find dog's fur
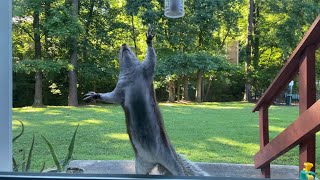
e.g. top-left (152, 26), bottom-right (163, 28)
top-left (84, 26), bottom-right (208, 176)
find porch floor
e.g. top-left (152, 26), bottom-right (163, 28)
top-left (68, 160), bottom-right (299, 179)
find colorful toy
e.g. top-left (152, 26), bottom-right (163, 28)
top-left (300, 162), bottom-right (316, 180)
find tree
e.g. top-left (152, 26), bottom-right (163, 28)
top-left (244, 0), bottom-right (254, 102)
top-left (67, 0), bottom-right (79, 106)
top-left (12, 0), bottom-right (320, 106)
top-left (156, 51), bottom-right (229, 102)
top-left (189, 52), bottom-right (226, 102)
top-left (248, 0), bottom-right (320, 96)
top-left (12, 0), bottom-right (44, 107)
top-left (32, 0), bottom-right (43, 107)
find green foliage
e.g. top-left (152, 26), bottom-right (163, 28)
top-left (12, 120), bottom-right (80, 172)
top-left (12, 0), bottom-right (320, 105)
top-left (12, 121), bottom-right (37, 172)
top-left (157, 51), bottom-right (230, 80)
top-left (248, 0), bottom-right (320, 94)
top-left (12, 120), bottom-right (24, 172)
top-left (12, 120), bottom-right (24, 143)
top-left (13, 59), bottom-right (69, 74)
top-left (45, 5), bottom-right (83, 39)
top-left (62, 124), bottom-right (79, 168)
top-left (208, 65), bottom-right (245, 101)
top-left (41, 135), bottom-right (62, 172)
top-left (25, 133), bottom-right (35, 172)
top-left (42, 124), bottom-right (80, 172)
top-left (188, 51), bottom-right (228, 73)
top-left (158, 52), bottom-right (214, 74)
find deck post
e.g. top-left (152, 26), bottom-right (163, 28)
top-left (299, 45), bottom-right (316, 172)
top-left (259, 105), bottom-right (270, 178)
top-left (0, 0), bottom-right (13, 172)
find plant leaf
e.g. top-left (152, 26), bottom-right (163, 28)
top-left (41, 135), bottom-right (62, 172)
top-left (21, 151), bottom-right (26, 172)
top-left (12, 157), bottom-right (18, 172)
top-left (12, 120), bottom-right (24, 143)
top-left (25, 133), bottom-right (35, 172)
top-left (62, 124), bottom-right (79, 169)
top-left (16, 160), bottom-right (26, 171)
top-left (40, 162), bottom-right (46, 173)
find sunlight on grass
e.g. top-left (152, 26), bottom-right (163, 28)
top-left (87, 107), bottom-right (113, 113)
top-left (178, 148), bottom-right (220, 159)
top-left (269, 117), bottom-right (281, 120)
top-left (161, 103), bottom-right (176, 106)
top-left (12, 120), bottom-right (30, 126)
top-left (82, 119), bottom-right (104, 124)
top-left (46, 120), bottom-right (67, 125)
top-left (192, 105), bottom-right (243, 109)
top-left (160, 102), bottom-right (249, 110)
top-left (68, 119), bottom-right (106, 126)
top-left (15, 107), bottom-right (46, 113)
top-left (104, 133), bottom-right (129, 141)
top-left (209, 137), bottom-right (259, 155)
top-left (269, 125), bottom-right (285, 133)
top-left (12, 120), bottom-right (30, 129)
top-left (44, 110), bottom-right (63, 115)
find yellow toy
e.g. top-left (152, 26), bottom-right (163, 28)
top-left (300, 162), bottom-right (316, 180)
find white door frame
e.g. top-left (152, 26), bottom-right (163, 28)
top-left (0, 0), bottom-right (13, 172)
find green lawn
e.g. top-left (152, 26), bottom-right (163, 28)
top-left (13, 102), bottom-right (310, 171)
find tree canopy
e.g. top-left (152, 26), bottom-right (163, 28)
top-left (12, 0), bottom-right (320, 106)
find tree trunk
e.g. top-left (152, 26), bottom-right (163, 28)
top-left (168, 80), bottom-right (175, 102)
top-left (131, 14), bottom-right (138, 51)
top-left (196, 71), bottom-right (203, 102)
top-left (182, 75), bottom-right (189, 101)
top-left (204, 75), bottom-right (213, 101)
top-left (202, 77), bottom-right (205, 102)
top-left (68, 0), bottom-right (79, 106)
top-left (176, 81), bottom-right (181, 101)
top-left (244, 0), bottom-right (254, 102)
top-left (253, 1), bottom-right (259, 71)
top-left (44, 0), bottom-right (51, 58)
top-left (252, 1), bottom-right (260, 101)
top-left (33, 72), bottom-right (43, 107)
top-left (32, 7), bottom-right (43, 107)
top-left (83, 0), bottom-right (95, 61)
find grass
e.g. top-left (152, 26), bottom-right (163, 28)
top-left (12, 101), bottom-right (311, 171)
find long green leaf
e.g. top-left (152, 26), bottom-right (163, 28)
top-left (25, 133), bottom-right (35, 172)
top-left (62, 124), bottom-right (79, 169)
top-left (41, 135), bottom-right (62, 172)
top-left (40, 162), bottom-right (46, 173)
top-left (16, 160), bottom-right (26, 171)
top-left (21, 151), bottom-right (26, 172)
top-left (12, 157), bottom-right (18, 172)
top-left (12, 120), bottom-right (24, 143)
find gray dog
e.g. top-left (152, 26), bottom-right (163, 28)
top-left (84, 26), bottom-right (208, 176)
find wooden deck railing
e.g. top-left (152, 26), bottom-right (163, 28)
top-left (252, 15), bottom-right (320, 178)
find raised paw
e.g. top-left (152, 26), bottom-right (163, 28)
top-left (146, 24), bottom-right (155, 44)
top-left (83, 91), bottom-right (100, 102)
